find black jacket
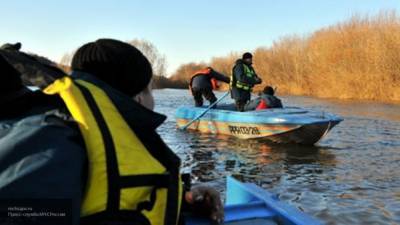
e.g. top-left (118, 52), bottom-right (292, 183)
top-left (0, 89), bottom-right (86, 225)
top-left (232, 59), bottom-right (261, 87)
top-left (230, 59), bottom-right (262, 102)
top-left (190, 70), bottom-right (230, 90)
top-left (245, 93), bottom-right (283, 110)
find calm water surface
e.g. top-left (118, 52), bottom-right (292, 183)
top-left (153, 89), bottom-right (400, 225)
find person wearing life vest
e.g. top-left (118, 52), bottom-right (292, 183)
top-left (245, 86), bottom-right (283, 111)
top-left (230, 52), bottom-right (262, 112)
top-left (189, 67), bottom-right (230, 107)
top-left (0, 40), bottom-right (224, 225)
top-left (0, 44), bottom-right (85, 225)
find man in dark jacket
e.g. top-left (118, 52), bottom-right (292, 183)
top-left (0, 40), bottom-right (223, 225)
top-left (189, 67), bottom-right (230, 107)
top-left (230, 52), bottom-right (262, 111)
top-left (245, 86), bottom-right (283, 111)
top-left (0, 48), bottom-right (85, 225)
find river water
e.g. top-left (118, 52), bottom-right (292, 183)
top-left (153, 89), bottom-right (400, 225)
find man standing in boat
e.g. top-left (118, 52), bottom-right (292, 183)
top-left (230, 52), bottom-right (262, 111)
top-left (189, 67), bottom-right (230, 107)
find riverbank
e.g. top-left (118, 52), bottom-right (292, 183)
top-left (153, 86), bottom-right (400, 105)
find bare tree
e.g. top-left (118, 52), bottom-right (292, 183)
top-left (58, 51), bottom-right (76, 72)
top-left (129, 39), bottom-right (167, 77)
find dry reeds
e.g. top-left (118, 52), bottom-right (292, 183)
top-left (168, 11), bottom-right (400, 102)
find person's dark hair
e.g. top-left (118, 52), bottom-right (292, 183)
top-left (263, 86), bottom-right (274, 95)
top-left (242, 52), bottom-right (253, 59)
top-left (71, 39), bottom-right (152, 97)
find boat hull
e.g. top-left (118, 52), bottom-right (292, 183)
top-left (176, 106), bottom-right (342, 145)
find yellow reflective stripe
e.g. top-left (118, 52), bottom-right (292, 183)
top-left (243, 64), bottom-right (255, 77)
top-left (230, 65), bottom-right (255, 91)
top-left (43, 77), bottom-right (108, 216)
top-left (75, 80), bottom-right (166, 176)
top-left (236, 81), bottom-right (252, 90)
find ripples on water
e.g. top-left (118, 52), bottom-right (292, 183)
top-left (153, 89), bottom-right (400, 225)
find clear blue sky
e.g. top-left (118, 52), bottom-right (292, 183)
top-left (0, 0), bottom-right (399, 75)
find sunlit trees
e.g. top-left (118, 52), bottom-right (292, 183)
top-left (168, 11), bottom-right (400, 102)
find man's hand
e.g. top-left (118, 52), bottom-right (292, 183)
top-left (185, 185), bottom-right (224, 224)
top-left (255, 76), bottom-right (262, 84)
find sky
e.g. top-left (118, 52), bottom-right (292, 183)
top-left (0, 0), bottom-right (399, 75)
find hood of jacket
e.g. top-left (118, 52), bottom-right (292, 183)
top-left (235, 59), bottom-right (244, 65)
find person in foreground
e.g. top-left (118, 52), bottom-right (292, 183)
top-left (245, 86), bottom-right (283, 111)
top-left (0, 39), bottom-right (223, 225)
top-left (230, 52), bottom-right (262, 112)
top-left (189, 67), bottom-right (230, 107)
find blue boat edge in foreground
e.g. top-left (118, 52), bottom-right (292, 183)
top-left (185, 176), bottom-right (322, 225)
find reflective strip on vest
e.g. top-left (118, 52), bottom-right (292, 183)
top-left (230, 64), bottom-right (255, 91)
top-left (43, 76), bottom-right (182, 225)
top-left (235, 81), bottom-right (252, 91)
top-left (243, 64), bottom-right (255, 78)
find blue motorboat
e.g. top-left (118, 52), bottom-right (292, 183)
top-left (176, 105), bottom-right (343, 145)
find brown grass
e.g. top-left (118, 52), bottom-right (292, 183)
top-left (168, 62), bottom-right (207, 88)
top-left (167, 11), bottom-right (400, 102)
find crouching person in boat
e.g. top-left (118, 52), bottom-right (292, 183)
top-left (189, 67), bottom-right (230, 107)
top-left (230, 52), bottom-right (262, 112)
top-left (245, 86), bottom-right (283, 111)
top-left (0, 40), bottom-right (224, 225)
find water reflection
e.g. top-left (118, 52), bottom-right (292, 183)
top-left (175, 132), bottom-right (338, 192)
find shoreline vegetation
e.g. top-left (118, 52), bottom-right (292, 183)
top-left (60, 12), bottom-right (400, 103)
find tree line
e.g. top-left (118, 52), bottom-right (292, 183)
top-left (168, 11), bottom-right (400, 102)
top-left (58, 11), bottom-right (400, 102)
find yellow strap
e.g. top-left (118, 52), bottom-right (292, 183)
top-left (44, 77), bottom-right (108, 216)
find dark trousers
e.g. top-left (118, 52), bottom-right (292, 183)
top-left (235, 100), bottom-right (247, 112)
top-left (230, 87), bottom-right (251, 111)
top-left (192, 88), bottom-right (217, 107)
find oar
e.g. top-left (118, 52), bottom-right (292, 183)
top-left (180, 91), bottom-right (230, 130)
